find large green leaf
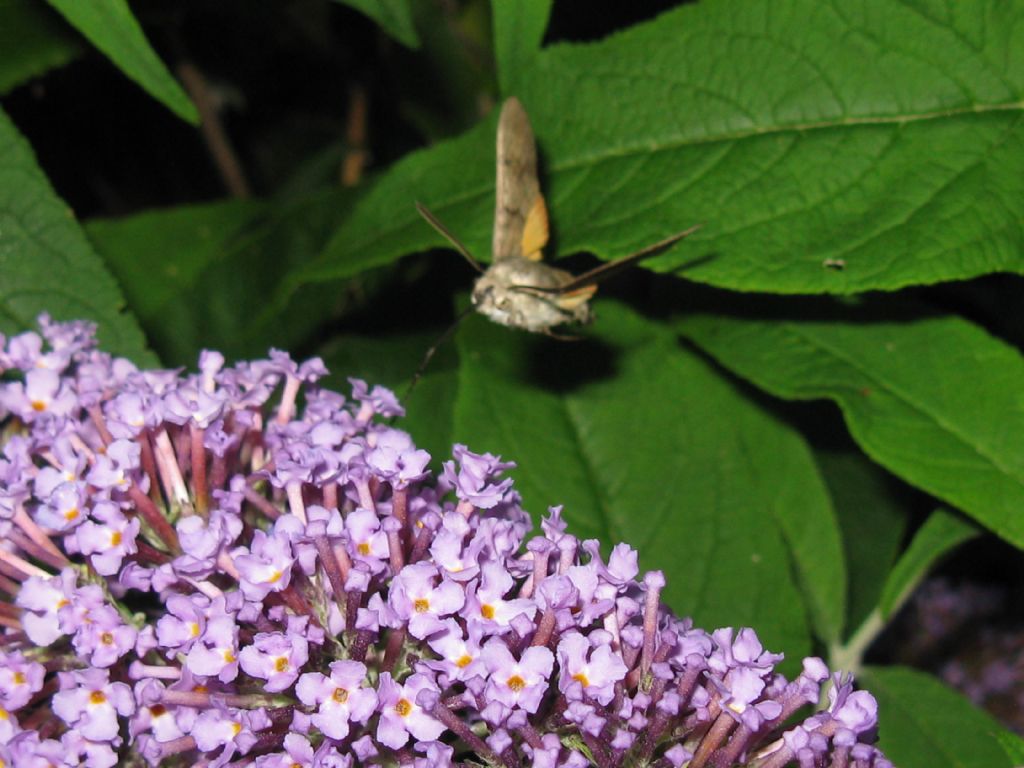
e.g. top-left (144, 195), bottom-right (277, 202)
top-left (862, 666), bottom-right (1014, 768)
top-left (677, 299), bottom-right (1024, 549)
top-left (331, 0), bottom-right (420, 49)
top-left (44, 0), bottom-right (197, 123)
top-left (0, 107), bottom-right (152, 364)
top-left (283, 0), bottom-right (1024, 300)
top-left (87, 188), bottom-right (361, 366)
top-left (451, 301), bottom-right (846, 658)
top-left (0, 0), bottom-right (80, 94)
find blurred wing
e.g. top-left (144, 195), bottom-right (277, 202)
top-left (494, 97), bottom-right (547, 262)
top-left (555, 284), bottom-right (597, 310)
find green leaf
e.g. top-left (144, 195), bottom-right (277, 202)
top-left (677, 299), bottom-right (1024, 549)
top-left (86, 198), bottom-right (266, 365)
top-left (331, 0), bottom-right (419, 49)
top-left (493, 0), bottom-right (551, 95)
top-left (284, 116), bottom-right (495, 295)
top-left (451, 300), bottom-right (847, 658)
top-left (44, 0), bottom-right (197, 123)
top-left (86, 188), bottom-right (360, 366)
top-left (0, 0), bottom-right (81, 93)
top-left (0, 107), bottom-right (152, 364)
top-left (816, 448), bottom-right (909, 633)
top-left (995, 728), bottom-right (1024, 765)
top-left (878, 508), bottom-right (979, 620)
top-left (861, 666), bottom-right (1014, 768)
top-left (282, 0), bottom-right (1024, 299)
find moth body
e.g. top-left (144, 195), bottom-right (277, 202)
top-left (472, 258), bottom-right (592, 332)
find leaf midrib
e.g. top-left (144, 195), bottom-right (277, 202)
top-left (353, 98), bottom-right (1024, 252)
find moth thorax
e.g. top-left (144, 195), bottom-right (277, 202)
top-left (472, 258), bottom-right (592, 333)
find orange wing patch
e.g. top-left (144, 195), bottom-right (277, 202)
top-left (520, 194), bottom-right (549, 261)
top-left (555, 284), bottom-right (597, 310)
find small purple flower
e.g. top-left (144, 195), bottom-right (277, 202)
top-left (73, 500), bottom-right (140, 575)
top-left (85, 439), bottom-right (141, 492)
top-left (15, 569), bottom-right (78, 646)
top-left (0, 651), bottom-right (45, 711)
top-left (466, 561), bottom-right (536, 632)
top-left (557, 631), bottom-right (628, 706)
top-left (34, 480), bottom-right (88, 531)
top-left (296, 660), bottom-right (378, 740)
top-left (366, 428), bottom-right (430, 487)
top-left (71, 602), bottom-right (137, 668)
top-left (233, 527), bottom-right (295, 601)
top-left (190, 707), bottom-right (270, 762)
top-left (425, 619), bottom-right (487, 683)
top-left (482, 640), bottom-right (554, 714)
top-left (389, 562), bottom-right (466, 639)
top-left (52, 668), bottom-right (135, 742)
top-left (186, 611), bottom-right (240, 682)
top-left (238, 631), bottom-right (309, 692)
top-left (254, 733), bottom-right (316, 768)
top-left (375, 672), bottom-right (445, 748)
top-left (345, 507), bottom-right (390, 568)
top-left (442, 444), bottom-right (515, 509)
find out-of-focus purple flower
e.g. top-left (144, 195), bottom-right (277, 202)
top-left (73, 500), bottom-right (140, 575)
top-left (0, 651), bottom-right (45, 711)
top-left (233, 527), bottom-right (295, 601)
top-left (238, 631), bottom-right (309, 692)
top-left (52, 668), bottom-right (134, 742)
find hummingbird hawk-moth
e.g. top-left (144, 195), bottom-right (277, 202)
top-left (417, 97), bottom-right (700, 335)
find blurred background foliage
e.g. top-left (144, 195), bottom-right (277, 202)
top-left (3, 1), bottom-right (1024, 765)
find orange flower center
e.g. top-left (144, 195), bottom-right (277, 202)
top-left (480, 604), bottom-right (495, 620)
top-left (395, 698), bottom-right (412, 717)
top-left (332, 687), bottom-right (349, 704)
top-left (274, 657), bottom-right (289, 672)
top-left (573, 672), bottom-right (590, 688)
top-left (357, 542), bottom-right (371, 556)
top-left (31, 400), bottom-right (46, 412)
top-left (507, 675), bottom-right (526, 692)
top-left (413, 598), bottom-right (430, 613)
top-left (456, 654), bottom-right (473, 668)
top-left (111, 531), bottom-right (122, 546)
top-left (89, 691), bottom-right (107, 705)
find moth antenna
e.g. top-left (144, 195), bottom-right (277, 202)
top-left (526, 223), bottom-right (705, 295)
top-left (402, 304), bottom-right (476, 403)
top-left (415, 202), bottom-right (486, 274)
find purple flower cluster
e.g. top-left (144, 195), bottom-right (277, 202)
top-left (0, 316), bottom-right (892, 767)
